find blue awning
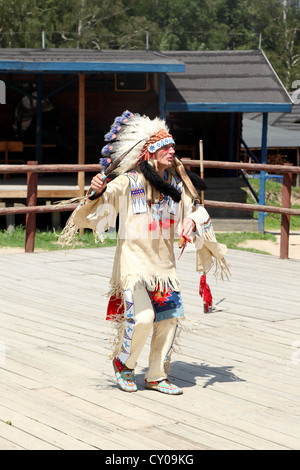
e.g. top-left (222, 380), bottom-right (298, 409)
top-left (166, 102), bottom-right (293, 113)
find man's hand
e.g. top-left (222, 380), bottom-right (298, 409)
top-left (91, 173), bottom-right (105, 190)
top-left (181, 218), bottom-right (196, 239)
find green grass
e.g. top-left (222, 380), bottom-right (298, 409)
top-left (0, 179), bottom-right (298, 254)
top-left (246, 178), bottom-right (300, 231)
top-left (215, 231), bottom-right (277, 255)
top-left (0, 225), bottom-right (277, 256)
top-left (0, 225), bottom-right (117, 251)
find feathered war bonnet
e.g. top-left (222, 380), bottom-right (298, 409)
top-left (100, 110), bottom-right (206, 202)
top-left (100, 110), bottom-right (174, 173)
top-left (57, 110), bottom-right (207, 248)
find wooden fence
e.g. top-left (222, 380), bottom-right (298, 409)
top-left (0, 160), bottom-right (300, 258)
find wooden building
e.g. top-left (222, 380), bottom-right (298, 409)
top-left (0, 48), bottom-right (294, 230)
top-left (0, 49), bottom-right (184, 170)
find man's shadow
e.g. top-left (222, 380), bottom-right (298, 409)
top-left (139, 360), bottom-right (245, 389)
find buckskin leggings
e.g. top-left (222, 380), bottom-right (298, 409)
top-left (116, 282), bottom-right (179, 382)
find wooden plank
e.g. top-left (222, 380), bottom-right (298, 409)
top-left (0, 401), bottom-right (97, 450)
top-left (182, 158), bottom-right (300, 174)
top-left (0, 163), bottom-right (100, 174)
top-left (0, 189), bottom-right (80, 199)
top-left (0, 247), bottom-right (300, 450)
top-left (0, 436), bottom-right (24, 450)
top-left (0, 419), bottom-right (59, 450)
top-left (0, 141), bottom-right (23, 152)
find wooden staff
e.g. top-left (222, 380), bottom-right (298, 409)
top-left (199, 140), bottom-right (209, 312)
top-left (178, 139), bottom-right (205, 250)
top-left (199, 139), bottom-right (204, 205)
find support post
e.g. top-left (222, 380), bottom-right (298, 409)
top-left (25, 161), bottom-right (38, 253)
top-left (35, 74), bottom-right (43, 164)
top-left (280, 164), bottom-right (293, 259)
top-left (258, 112), bottom-right (268, 233)
top-left (228, 113), bottom-right (235, 177)
top-left (78, 73), bottom-right (85, 197)
top-left (158, 73), bottom-right (166, 120)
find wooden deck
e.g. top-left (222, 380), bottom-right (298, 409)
top-left (1, 244), bottom-right (300, 451)
top-left (0, 174), bottom-right (91, 200)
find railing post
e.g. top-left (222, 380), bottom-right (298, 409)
top-left (280, 163), bottom-right (293, 259)
top-left (25, 161), bottom-right (38, 253)
top-left (258, 112), bottom-right (268, 233)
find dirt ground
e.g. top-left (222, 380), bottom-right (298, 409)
top-left (0, 247), bottom-right (44, 254)
top-left (238, 232), bottom-right (300, 260)
top-left (1, 232), bottom-right (300, 259)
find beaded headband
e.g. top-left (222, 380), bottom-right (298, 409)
top-left (139, 129), bottom-right (175, 162)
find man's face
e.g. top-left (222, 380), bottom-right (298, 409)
top-left (155, 144), bottom-right (175, 169)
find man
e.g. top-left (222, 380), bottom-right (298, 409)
top-left (60, 111), bottom-right (229, 395)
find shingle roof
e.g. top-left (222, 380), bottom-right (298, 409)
top-left (245, 93), bottom-right (300, 132)
top-left (0, 48), bottom-right (293, 112)
top-left (242, 117), bottom-right (300, 148)
top-left (164, 50), bottom-right (293, 112)
top-left (0, 48), bottom-right (185, 73)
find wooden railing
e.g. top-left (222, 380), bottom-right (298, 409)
top-left (182, 158), bottom-right (300, 260)
top-left (0, 160), bottom-right (300, 258)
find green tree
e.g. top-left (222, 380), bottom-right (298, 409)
top-left (0, 0), bottom-right (39, 47)
top-left (281, 0), bottom-right (300, 88)
top-left (245, 0), bottom-right (300, 89)
top-left (1, 0), bottom-right (300, 88)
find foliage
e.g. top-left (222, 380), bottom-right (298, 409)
top-left (1, 0), bottom-right (300, 87)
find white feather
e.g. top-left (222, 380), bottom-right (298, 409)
top-left (101, 113), bottom-right (170, 175)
